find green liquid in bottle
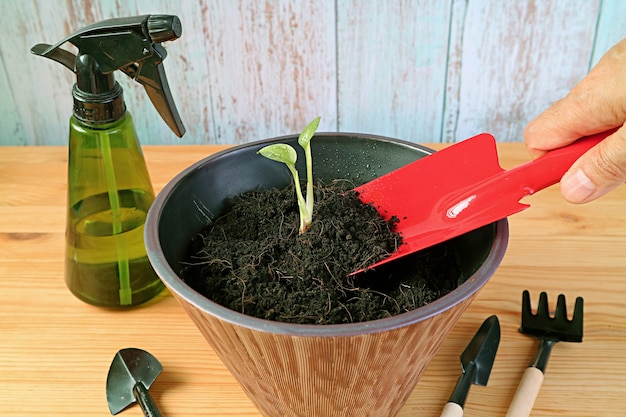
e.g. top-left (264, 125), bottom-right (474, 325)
top-left (65, 189), bottom-right (163, 306)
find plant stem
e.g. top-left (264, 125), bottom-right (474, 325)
top-left (287, 165), bottom-right (311, 233)
top-left (304, 143), bottom-right (314, 220)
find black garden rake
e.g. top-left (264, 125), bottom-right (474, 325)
top-left (506, 290), bottom-right (584, 417)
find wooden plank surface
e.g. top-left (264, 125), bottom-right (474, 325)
top-left (2, 1), bottom-right (626, 145)
top-left (336, 0), bottom-right (452, 141)
top-left (1, 144), bottom-right (626, 416)
top-left (450, 1), bottom-right (600, 142)
top-left (591, 0), bottom-right (626, 67)
top-left (201, 1), bottom-right (338, 144)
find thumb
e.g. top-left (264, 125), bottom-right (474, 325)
top-left (560, 125), bottom-right (626, 203)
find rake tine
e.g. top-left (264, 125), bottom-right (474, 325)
top-left (506, 291), bottom-right (585, 417)
top-left (554, 294), bottom-right (568, 322)
top-left (536, 291), bottom-right (549, 318)
top-left (574, 296), bottom-right (584, 323)
top-left (522, 290), bottom-right (531, 318)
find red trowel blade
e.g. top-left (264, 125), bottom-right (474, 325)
top-left (354, 129), bottom-right (614, 272)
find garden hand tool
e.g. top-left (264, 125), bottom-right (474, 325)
top-left (106, 348), bottom-right (163, 416)
top-left (506, 290), bottom-right (584, 417)
top-left (440, 315), bottom-right (500, 417)
top-left (355, 129), bottom-right (615, 272)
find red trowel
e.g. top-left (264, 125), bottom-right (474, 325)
top-left (355, 129), bottom-right (614, 272)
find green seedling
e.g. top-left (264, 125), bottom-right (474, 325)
top-left (258, 116), bottom-right (321, 234)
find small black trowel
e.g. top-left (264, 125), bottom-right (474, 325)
top-left (106, 348), bottom-right (163, 416)
top-left (440, 315), bottom-right (500, 416)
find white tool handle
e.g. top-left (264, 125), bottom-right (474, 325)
top-left (506, 367), bottom-right (545, 417)
top-left (440, 402), bottom-right (463, 417)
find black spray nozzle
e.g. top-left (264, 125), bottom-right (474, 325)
top-left (30, 15), bottom-right (185, 137)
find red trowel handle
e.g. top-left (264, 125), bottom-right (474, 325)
top-left (506, 128), bottom-right (617, 196)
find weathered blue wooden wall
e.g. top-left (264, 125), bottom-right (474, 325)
top-left (1, 0), bottom-right (626, 146)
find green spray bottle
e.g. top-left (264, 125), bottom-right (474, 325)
top-left (31, 15), bottom-right (185, 307)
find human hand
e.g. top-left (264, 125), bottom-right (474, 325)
top-left (524, 38), bottom-right (626, 203)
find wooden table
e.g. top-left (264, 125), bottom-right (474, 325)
top-left (1, 144), bottom-right (625, 416)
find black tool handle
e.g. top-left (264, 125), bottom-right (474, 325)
top-left (447, 362), bottom-right (476, 407)
top-left (133, 383), bottom-right (163, 417)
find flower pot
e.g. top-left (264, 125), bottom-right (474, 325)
top-left (145, 133), bottom-right (508, 417)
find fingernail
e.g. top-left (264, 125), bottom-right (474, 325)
top-left (561, 169), bottom-right (596, 203)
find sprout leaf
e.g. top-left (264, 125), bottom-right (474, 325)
top-left (257, 143), bottom-right (298, 165)
top-left (298, 116), bottom-right (321, 149)
top-left (257, 117), bottom-right (321, 234)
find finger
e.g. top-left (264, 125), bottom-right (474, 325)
top-left (560, 124), bottom-right (626, 203)
top-left (524, 96), bottom-right (595, 158)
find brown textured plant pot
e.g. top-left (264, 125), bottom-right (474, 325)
top-left (145, 133), bottom-right (508, 417)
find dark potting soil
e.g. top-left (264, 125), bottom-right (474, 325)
top-left (182, 181), bottom-right (462, 325)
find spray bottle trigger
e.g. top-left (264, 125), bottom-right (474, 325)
top-left (139, 64), bottom-right (185, 138)
top-left (119, 44), bottom-right (185, 138)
